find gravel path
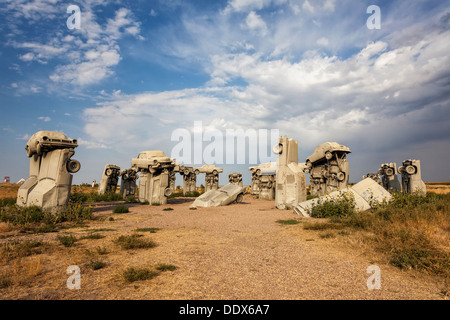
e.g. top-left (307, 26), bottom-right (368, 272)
top-left (0, 195), bottom-right (446, 300)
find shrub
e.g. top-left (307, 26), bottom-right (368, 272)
top-left (308, 191), bottom-right (356, 218)
top-left (0, 198), bottom-right (17, 207)
top-left (113, 205), bottom-right (129, 214)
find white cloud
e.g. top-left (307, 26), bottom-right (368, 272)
top-left (105, 8), bottom-right (142, 40)
top-left (243, 11), bottom-right (268, 36)
top-left (7, 3), bottom-right (143, 87)
top-left (77, 138), bottom-right (110, 150)
top-left (19, 52), bottom-right (35, 62)
top-left (37, 116), bottom-right (51, 122)
top-left (316, 37), bottom-right (329, 46)
top-left (82, 24), bottom-right (450, 160)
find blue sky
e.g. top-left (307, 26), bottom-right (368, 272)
top-left (0, 0), bottom-right (449, 186)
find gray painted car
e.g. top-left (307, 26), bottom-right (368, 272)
top-left (190, 183), bottom-right (246, 208)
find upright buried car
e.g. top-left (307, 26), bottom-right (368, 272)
top-left (190, 183), bottom-right (246, 208)
top-left (18, 131), bottom-right (80, 211)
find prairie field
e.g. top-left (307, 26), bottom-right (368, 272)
top-left (0, 182), bottom-right (448, 300)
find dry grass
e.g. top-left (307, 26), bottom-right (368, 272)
top-left (1, 186), bottom-right (449, 300)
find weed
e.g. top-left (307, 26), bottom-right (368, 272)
top-left (115, 234), bottom-right (156, 250)
top-left (96, 246), bottom-right (109, 255)
top-left (306, 192), bottom-right (450, 277)
top-left (0, 240), bottom-right (44, 261)
top-left (276, 219), bottom-right (300, 225)
top-left (162, 208), bottom-right (174, 211)
top-left (0, 198), bottom-right (17, 207)
top-left (303, 222), bottom-right (340, 230)
top-left (135, 228), bottom-right (161, 233)
top-left (86, 259), bottom-right (106, 270)
top-left (319, 232), bottom-right (336, 239)
top-left (156, 264), bottom-right (177, 272)
top-left (0, 274), bottom-right (12, 288)
top-left (70, 192), bottom-right (123, 203)
top-left (57, 235), bottom-right (77, 247)
top-left (80, 234), bottom-right (105, 240)
top-left (122, 267), bottom-right (158, 282)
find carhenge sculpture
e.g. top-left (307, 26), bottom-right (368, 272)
top-left (304, 142), bottom-right (351, 197)
top-left (249, 162), bottom-right (276, 195)
top-left (398, 159), bottom-right (426, 195)
top-left (131, 151), bottom-right (175, 205)
top-left (228, 173), bottom-right (243, 187)
top-left (180, 166), bottom-right (197, 195)
top-left (194, 165), bottom-right (223, 192)
top-left (295, 177), bottom-right (392, 217)
top-left (98, 164), bottom-right (121, 195)
top-left (120, 168), bottom-right (138, 199)
top-left (17, 131), bottom-right (80, 211)
top-left (378, 163), bottom-right (402, 193)
top-left (249, 162), bottom-right (277, 200)
top-left (273, 137), bottom-right (307, 209)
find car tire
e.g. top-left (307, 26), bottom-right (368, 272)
top-left (164, 187), bottom-right (173, 197)
top-left (236, 193), bottom-right (244, 203)
top-left (406, 165), bottom-right (416, 175)
top-left (67, 159), bottom-right (81, 173)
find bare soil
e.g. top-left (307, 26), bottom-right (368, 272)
top-left (0, 194), bottom-right (447, 300)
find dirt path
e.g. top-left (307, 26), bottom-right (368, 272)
top-left (0, 195), bottom-right (445, 300)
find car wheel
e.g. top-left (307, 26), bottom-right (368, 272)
top-left (236, 193), bottom-right (244, 203)
top-left (164, 187), bottom-right (173, 197)
top-left (405, 165), bottom-right (416, 175)
top-left (194, 169), bottom-right (200, 175)
top-left (67, 159), bottom-right (81, 173)
top-left (272, 144), bottom-right (283, 154)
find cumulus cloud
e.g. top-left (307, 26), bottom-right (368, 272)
top-left (82, 18), bottom-right (450, 173)
top-left (5, 1), bottom-right (143, 86)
